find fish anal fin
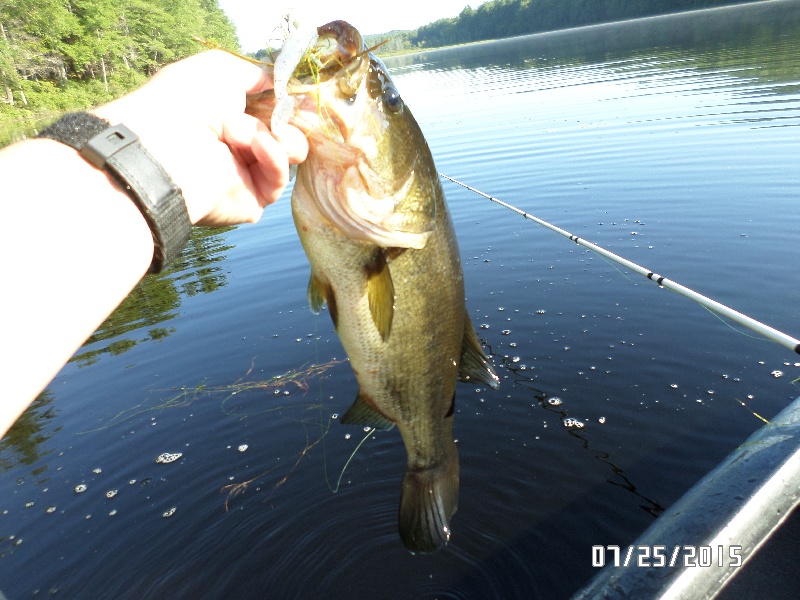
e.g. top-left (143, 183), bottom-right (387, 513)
top-left (341, 391), bottom-right (395, 430)
top-left (398, 446), bottom-right (459, 553)
top-left (458, 313), bottom-right (500, 389)
top-left (308, 274), bottom-right (338, 329)
top-left (365, 251), bottom-right (394, 341)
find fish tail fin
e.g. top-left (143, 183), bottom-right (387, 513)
top-left (398, 444), bottom-right (459, 553)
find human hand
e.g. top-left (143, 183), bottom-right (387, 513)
top-left (93, 50), bottom-right (308, 226)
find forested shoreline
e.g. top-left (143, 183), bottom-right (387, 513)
top-left (401, 0), bottom-right (762, 49)
top-left (0, 0), bottom-right (237, 144)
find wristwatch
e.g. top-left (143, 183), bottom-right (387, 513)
top-left (37, 112), bottom-right (192, 273)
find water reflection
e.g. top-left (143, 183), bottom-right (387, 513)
top-left (71, 226), bottom-right (235, 366)
top-left (0, 390), bottom-right (59, 473)
top-left (386, 1), bottom-right (800, 96)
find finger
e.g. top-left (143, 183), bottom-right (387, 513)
top-left (250, 131), bottom-right (290, 206)
top-left (272, 124), bottom-right (309, 164)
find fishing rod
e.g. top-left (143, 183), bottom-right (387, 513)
top-left (439, 173), bottom-right (800, 356)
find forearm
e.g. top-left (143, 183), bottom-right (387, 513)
top-left (0, 50), bottom-right (308, 440)
top-left (1, 138), bottom-right (154, 436)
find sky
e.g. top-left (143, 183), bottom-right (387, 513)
top-left (217, 0), bottom-right (484, 52)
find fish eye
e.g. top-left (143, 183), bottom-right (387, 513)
top-left (383, 86), bottom-right (403, 113)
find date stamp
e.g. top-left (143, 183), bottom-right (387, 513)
top-left (592, 545), bottom-right (743, 568)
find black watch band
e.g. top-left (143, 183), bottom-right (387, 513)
top-left (37, 112), bottom-right (192, 273)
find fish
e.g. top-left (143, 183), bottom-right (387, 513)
top-left (246, 20), bottom-right (499, 553)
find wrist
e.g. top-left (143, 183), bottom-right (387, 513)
top-left (15, 138), bottom-right (155, 274)
top-left (38, 112), bottom-right (193, 272)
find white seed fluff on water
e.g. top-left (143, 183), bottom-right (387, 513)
top-left (155, 452), bottom-right (183, 464)
top-left (162, 507), bottom-right (177, 518)
top-left (74, 484), bottom-right (87, 493)
top-left (106, 490), bottom-right (118, 498)
top-left (238, 444), bottom-right (248, 452)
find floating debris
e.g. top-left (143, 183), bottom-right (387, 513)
top-left (772, 370), bottom-right (784, 378)
top-left (92, 468), bottom-right (102, 474)
top-left (238, 444), bottom-right (249, 453)
top-left (598, 416), bottom-right (606, 424)
top-left (106, 490), bottom-right (118, 499)
top-left (155, 452), bottom-right (183, 464)
top-left (109, 509), bottom-right (117, 516)
top-left (162, 507), bottom-right (177, 518)
top-left (46, 506), bottom-right (57, 514)
top-left (24, 501), bottom-right (34, 508)
top-left (547, 397), bottom-right (563, 406)
top-left (74, 484), bottom-right (87, 494)
top-left (563, 417), bottom-right (585, 429)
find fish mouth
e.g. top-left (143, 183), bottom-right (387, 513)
top-left (288, 23), bottom-right (429, 249)
top-left (286, 21), bottom-right (372, 142)
top-left (292, 21), bottom-right (366, 95)
top-left (245, 21), bottom-right (430, 249)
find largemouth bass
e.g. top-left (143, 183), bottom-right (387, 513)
top-left (247, 21), bottom-right (499, 553)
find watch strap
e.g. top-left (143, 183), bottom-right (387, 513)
top-left (38, 112), bottom-right (192, 273)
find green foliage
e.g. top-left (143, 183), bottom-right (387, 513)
top-left (0, 0), bottom-right (238, 145)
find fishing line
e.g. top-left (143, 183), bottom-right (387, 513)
top-left (440, 173), bottom-right (800, 356)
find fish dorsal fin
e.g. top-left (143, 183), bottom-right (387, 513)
top-left (308, 273), bottom-right (338, 328)
top-left (365, 251), bottom-right (394, 341)
top-left (458, 313), bottom-right (500, 389)
top-left (341, 391), bottom-right (395, 430)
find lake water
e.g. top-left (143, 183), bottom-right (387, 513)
top-left (2, 2), bottom-right (800, 598)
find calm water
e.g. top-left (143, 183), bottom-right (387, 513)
top-left (3, 3), bottom-right (800, 598)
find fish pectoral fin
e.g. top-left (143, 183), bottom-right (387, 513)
top-left (398, 449), bottom-right (459, 553)
top-left (458, 313), bottom-right (500, 389)
top-left (365, 251), bottom-right (394, 341)
top-left (308, 274), bottom-right (338, 328)
top-left (341, 391), bottom-right (395, 430)
top-left (307, 274), bottom-right (325, 314)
